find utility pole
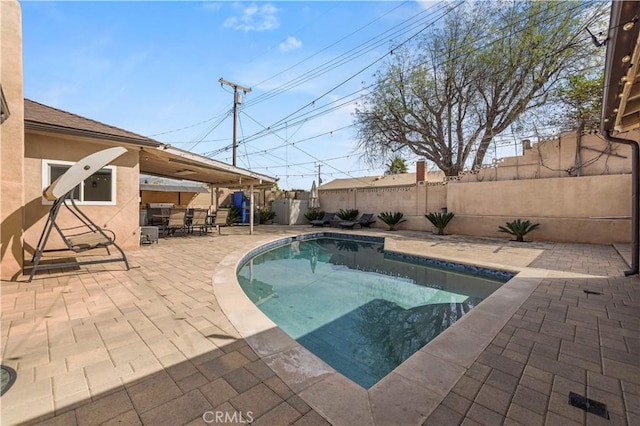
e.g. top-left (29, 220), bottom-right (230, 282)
top-left (219, 78), bottom-right (252, 166)
top-left (317, 163), bottom-right (322, 186)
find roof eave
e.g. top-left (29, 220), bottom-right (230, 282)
top-left (25, 121), bottom-right (161, 147)
top-left (601, 1), bottom-right (640, 135)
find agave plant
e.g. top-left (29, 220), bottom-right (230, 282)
top-left (304, 208), bottom-right (325, 222)
top-left (425, 211), bottom-right (455, 235)
top-left (498, 219), bottom-right (540, 242)
top-left (336, 208), bottom-right (359, 221)
top-left (377, 211), bottom-right (406, 231)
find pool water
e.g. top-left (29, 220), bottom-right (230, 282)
top-left (237, 237), bottom-right (507, 389)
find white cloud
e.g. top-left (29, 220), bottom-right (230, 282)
top-left (279, 36), bottom-right (302, 52)
top-left (224, 3), bottom-right (279, 32)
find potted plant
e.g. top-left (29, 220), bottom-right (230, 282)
top-left (425, 211), bottom-right (455, 235)
top-left (336, 208), bottom-right (359, 222)
top-left (377, 211), bottom-right (406, 231)
top-left (498, 219), bottom-right (540, 242)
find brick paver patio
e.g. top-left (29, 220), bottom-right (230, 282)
top-left (1, 226), bottom-right (637, 425)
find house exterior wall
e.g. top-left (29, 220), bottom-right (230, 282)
top-left (23, 132), bottom-right (142, 259)
top-left (0, 0), bottom-right (25, 281)
top-left (453, 131), bottom-right (635, 183)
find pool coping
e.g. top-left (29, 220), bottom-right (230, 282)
top-left (213, 231), bottom-right (549, 425)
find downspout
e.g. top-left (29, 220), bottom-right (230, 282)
top-left (603, 131), bottom-right (639, 275)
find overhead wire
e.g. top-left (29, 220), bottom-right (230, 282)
top-left (150, 0), bottom-right (604, 187)
top-left (227, 0), bottom-right (596, 156)
top-left (147, 0), bottom-right (601, 150)
top-left (244, 1), bottom-right (447, 108)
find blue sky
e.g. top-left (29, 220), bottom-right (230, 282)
top-left (21, 1), bottom-right (441, 190)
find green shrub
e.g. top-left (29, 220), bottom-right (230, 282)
top-left (377, 211), bottom-right (407, 231)
top-left (258, 208), bottom-right (276, 224)
top-left (336, 208), bottom-right (359, 221)
top-left (227, 206), bottom-right (241, 224)
top-left (425, 211), bottom-right (455, 235)
top-left (498, 219), bottom-right (540, 242)
top-left (304, 208), bottom-right (325, 221)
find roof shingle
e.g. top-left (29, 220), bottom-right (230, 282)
top-left (24, 99), bottom-right (160, 146)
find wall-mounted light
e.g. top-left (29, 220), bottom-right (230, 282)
top-left (622, 54), bottom-right (632, 63)
top-left (624, 21), bottom-right (635, 31)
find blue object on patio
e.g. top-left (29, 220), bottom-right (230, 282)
top-left (232, 191), bottom-right (250, 223)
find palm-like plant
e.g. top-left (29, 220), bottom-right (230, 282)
top-left (377, 211), bottom-right (406, 231)
top-left (425, 211), bottom-right (455, 235)
top-left (498, 219), bottom-right (540, 242)
top-left (304, 209), bottom-right (325, 221)
top-left (258, 208), bottom-right (276, 224)
top-left (227, 206), bottom-right (242, 224)
top-left (336, 208), bottom-right (359, 221)
top-left (385, 156), bottom-right (408, 175)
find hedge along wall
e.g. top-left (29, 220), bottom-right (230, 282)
top-left (318, 174), bottom-right (632, 244)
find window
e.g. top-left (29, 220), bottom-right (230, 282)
top-left (42, 159), bottom-right (117, 205)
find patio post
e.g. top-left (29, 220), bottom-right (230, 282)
top-left (250, 184), bottom-right (254, 235)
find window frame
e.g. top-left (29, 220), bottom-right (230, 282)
top-left (41, 159), bottom-right (117, 206)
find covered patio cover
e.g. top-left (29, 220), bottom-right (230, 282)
top-left (139, 145), bottom-right (276, 190)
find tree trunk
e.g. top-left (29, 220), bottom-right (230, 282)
top-left (574, 120), bottom-right (584, 176)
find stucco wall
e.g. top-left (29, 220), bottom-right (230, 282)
top-left (446, 175), bottom-right (632, 243)
top-left (319, 186), bottom-right (425, 230)
top-left (318, 174), bottom-right (632, 244)
top-left (455, 132), bottom-right (635, 183)
top-left (0, 0), bottom-right (25, 280)
top-left (23, 132), bottom-right (142, 259)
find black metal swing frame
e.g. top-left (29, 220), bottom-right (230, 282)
top-left (27, 189), bottom-right (130, 282)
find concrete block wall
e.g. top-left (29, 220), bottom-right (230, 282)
top-left (318, 174), bottom-right (632, 244)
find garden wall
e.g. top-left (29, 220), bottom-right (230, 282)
top-left (446, 175), bottom-right (631, 244)
top-left (318, 174), bottom-right (632, 244)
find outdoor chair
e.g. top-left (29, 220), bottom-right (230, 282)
top-left (190, 209), bottom-right (210, 235)
top-left (338, 213), bottom-right (376, 229)
top-left (166, 209), bottom-right (187, 236)
top-left (358, 213), bottom-right (376, 228)
top-left (28, 147), bottom-right (130, 282)
top-left (214, 209), bottom-right (230, 234)
top-left (310, 212), bottom-right (335, 227)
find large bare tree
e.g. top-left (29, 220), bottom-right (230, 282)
top-left (354, 1), bottom-right (605, 176)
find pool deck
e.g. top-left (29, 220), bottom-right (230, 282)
top-left (1, 226), bottom-right (638, 425)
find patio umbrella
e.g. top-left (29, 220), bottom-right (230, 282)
top-left (309, 180), bottom-right (320, 209)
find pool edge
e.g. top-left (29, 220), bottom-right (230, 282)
top-left (213, 230), bottom-right (548, 426)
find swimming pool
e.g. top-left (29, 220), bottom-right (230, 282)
top-left (237, 236), bottom-right (511, 389)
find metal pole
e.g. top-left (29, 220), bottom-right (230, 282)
top-left (249, 184), bottom-right (254, 235)
top-left (219, 78), bottom-right (251, 167)
top-left (233, 94), bottom-right (238, 166)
